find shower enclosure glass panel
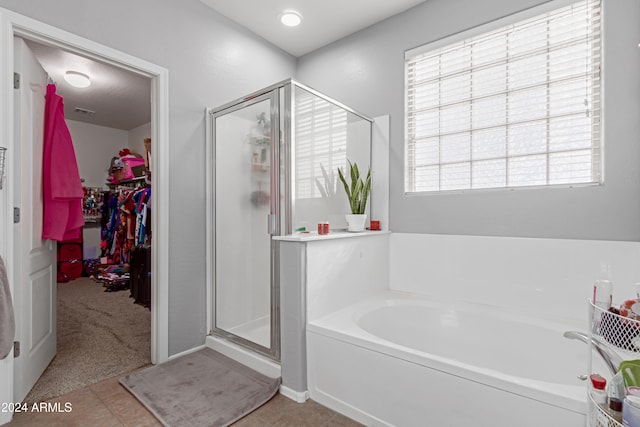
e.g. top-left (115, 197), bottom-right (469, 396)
top-left (209, 79), bottom-right (371, 362)
top-left (214, 94), bottom-right (277, 353)
top-left (292, 86), bottom-right (372, 231)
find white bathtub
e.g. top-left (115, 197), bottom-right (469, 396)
top-left (306, 290), bottom-right (595, 427)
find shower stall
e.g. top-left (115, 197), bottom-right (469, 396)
top-left (207, 79), bottom-right (372, 360)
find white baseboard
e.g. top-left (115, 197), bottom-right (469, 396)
top-left (205, 335), bottom-right (281, 379)
top-left (279, 385), bottom-right (309, 403)
top-left (310, 387), bottom-right (392, 427)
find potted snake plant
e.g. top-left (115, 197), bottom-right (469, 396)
top-left (338, 161), bottom-right (371, 232)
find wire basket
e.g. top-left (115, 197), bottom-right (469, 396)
top-left (588, 393), bottom-right (622, 427)
top-left (588, 302), bottom-right (640, 427)
top-left (592, 302), bottom-right (640, 352)
top-left (0, 147), bottom-right (6, 190)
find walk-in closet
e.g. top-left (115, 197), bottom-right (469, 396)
top-left (16, 37), bottom-right (154, 404)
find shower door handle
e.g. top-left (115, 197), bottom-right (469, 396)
top-left (267, 214), bottom-right (277, 235)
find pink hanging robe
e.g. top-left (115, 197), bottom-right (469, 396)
top-left (42, 84), bottom-right (84, 241)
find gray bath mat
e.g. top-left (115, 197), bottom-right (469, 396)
top-left (120, 348), bottom-right (280, 427)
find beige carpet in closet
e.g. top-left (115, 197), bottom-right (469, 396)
top-left (24, 277), bottom-right (151, 404)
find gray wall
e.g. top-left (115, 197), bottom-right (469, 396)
top-left (0, 0), bottom-right (297, 356)
top-left (297, 0), bottom-right (640, 241)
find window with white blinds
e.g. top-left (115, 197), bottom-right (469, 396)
top-left (295, 88), bottom-right (347, 199)
top-left (405, 0), bottom-right (601, 193)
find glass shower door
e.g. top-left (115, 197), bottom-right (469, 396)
top-left (213, 91), bottom-right (279, 358)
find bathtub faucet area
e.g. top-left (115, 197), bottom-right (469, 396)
top-left (563, 330), bottom-right (621, 376)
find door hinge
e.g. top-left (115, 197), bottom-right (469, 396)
top-left (13, 341), bottom-right (20, 358)
top-left (13, 72), bottom-right (20, 89)
top-left (267, 214), bottom-right (276, 235)
top-left (13, 207), bottom-right (20, 224)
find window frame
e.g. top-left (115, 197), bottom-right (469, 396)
top-left (404, 0), bottom-right (602, 195)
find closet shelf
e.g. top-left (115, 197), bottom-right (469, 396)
top-left (106, 176), bottom-right (147, 187)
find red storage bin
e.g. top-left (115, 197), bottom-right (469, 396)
top-left (62, 236), bottom-right (82, 244)
top-left (59, 244), bottom-right (81, 261)
top-left (59, 259), bottom-right (83, 280)
top-left (58, 234), bottom-right (83, 281)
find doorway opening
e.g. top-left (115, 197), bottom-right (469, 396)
top-left (0, 10), bottom-right (170, 414)
top-left (16, 36), bottom-right (153, 403)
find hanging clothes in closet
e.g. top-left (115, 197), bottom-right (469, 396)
top-left (101, 186), bottom-right (151, 265)
top-left (42, 83), bottom-right (84, 241)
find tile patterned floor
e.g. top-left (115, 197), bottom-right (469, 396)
top-left (8, 375), bottom-right (362, 427)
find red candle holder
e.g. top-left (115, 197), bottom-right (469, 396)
top-left (318, 223), bottom-right (330, 235)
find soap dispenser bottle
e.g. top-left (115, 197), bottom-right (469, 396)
top-left (593, 263), bottom-right (613, 310)
top-left (608, 371), bottom-right (625, 423)
top-left (590, 374), bottom-right (607, 409)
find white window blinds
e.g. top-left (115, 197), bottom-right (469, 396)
top-left (405, 0), bottom-right (601, 193)
top-left (295, 88), bottom-right (347, 199)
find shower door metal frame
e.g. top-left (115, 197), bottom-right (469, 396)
top-left (208, 88), bottom-right (282, 361)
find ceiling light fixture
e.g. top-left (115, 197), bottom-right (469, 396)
top-left (64, 71), bottom-right (91, 88)
top-left (280, 10), bottom-right (302, 27)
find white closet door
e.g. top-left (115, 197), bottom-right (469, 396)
top-left (13, 37), bottom-right (56, 403)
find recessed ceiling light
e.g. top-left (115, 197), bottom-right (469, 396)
top-left (64, 71), bottom-right (91, 88)
top-left (280, 10), bottom-right (302, 27)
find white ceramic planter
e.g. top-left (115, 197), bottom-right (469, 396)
top-left (345, 214), bottom-right (367, 232)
